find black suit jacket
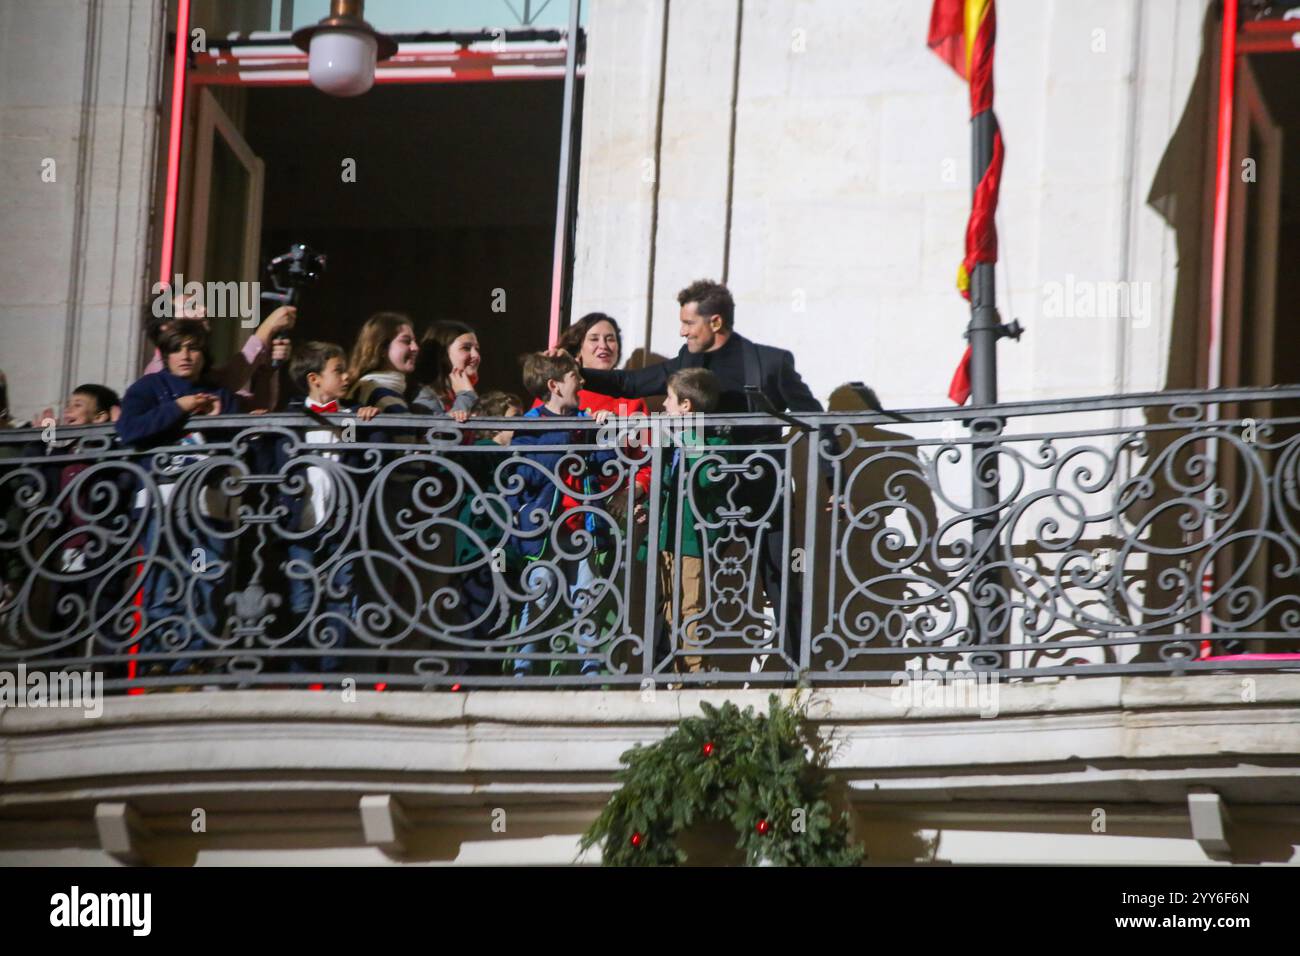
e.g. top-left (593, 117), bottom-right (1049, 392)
top-left (581, 332), bottom-right (835, 476)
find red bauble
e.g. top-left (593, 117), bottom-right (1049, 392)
top-left (702, 742), bottom-right (715, 757)
top-left (756, 819), bottom-right (770, 835)
top-left (631, 831), bottom-right (643, 847)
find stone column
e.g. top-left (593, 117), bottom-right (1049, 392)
top-left (0, 0), bottom-right (164, 422)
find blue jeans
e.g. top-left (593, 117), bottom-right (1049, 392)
top-left (513, 558), bottom-right (601, 675)
top-left (139, 517), bottom-right (228, 675)
top-left (287, 541), bottom-right (355, 673)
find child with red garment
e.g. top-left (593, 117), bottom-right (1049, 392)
top-left (533, 313), bottom-right (652, 505)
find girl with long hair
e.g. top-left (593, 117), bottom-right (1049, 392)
top-left (346, 312), bottom-right (420, 413)
top-left (410, 320), bottom-right (480, 421)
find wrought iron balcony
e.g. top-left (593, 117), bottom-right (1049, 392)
top-left (2, 386), bottom-right (1298, 692)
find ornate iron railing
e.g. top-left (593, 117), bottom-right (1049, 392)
top-left (2, 386), bottom-right (1298, 692)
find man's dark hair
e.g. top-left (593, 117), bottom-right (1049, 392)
top-left (667, 368), bottom-right (721, 414)
top-left (520, 351), bottom-right (579, 402)
top-left (289, 341), bottom-right (347, 395)
top-left (72, 384), bottom-right (121, 415)
top-left (677, 279), bottom-right (735, 330)
top-left (157, 319), bottom-right (209, 355)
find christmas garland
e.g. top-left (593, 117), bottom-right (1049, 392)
top-left (580, 694), bottom-right (865, 866)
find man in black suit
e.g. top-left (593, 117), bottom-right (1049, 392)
top-left (562, 279), bottom-right (831, 674)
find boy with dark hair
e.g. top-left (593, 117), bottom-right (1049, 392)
top-left (508, 352), bottom-right (618, 677)
top-left (27, 383), bottom-right (121, 431)
top-left (117, 320), bottom-right (239, 677)
top-left (24, 383), bottom-right (126, 654)
top-left (639, 368), bottom-right (730, 677)
top-left (63, 384), bottom-right (120, 426)
top-left (278, 341), bottom-right (378, 675)
top-left (288, 340), bottom-right (346, 397)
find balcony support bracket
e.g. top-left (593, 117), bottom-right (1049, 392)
top-left (360, 793), bottom-right (411, 857)
top-left (1187, 787), bottom-right (1234, 861)
top-left (94, 801), bottom-right (151, 865)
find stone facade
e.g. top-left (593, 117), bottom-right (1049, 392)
top-left (570, 0), bottom-right (1213, 408)
top-left (0, 0), bottom-right (164, 425)
top-left (4, 0), bottom-right (1287, 868)
top-left (2, 680), bottom-right (1297, 865)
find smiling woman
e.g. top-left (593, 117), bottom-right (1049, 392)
top-left (345, 311), bottom-right (418, 414)
top-left (550, 313), bottom-right (650, 423)
top-left (411, 320), bottom-right (481, 417)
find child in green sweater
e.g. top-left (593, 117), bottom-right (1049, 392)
top-left (639, 368), bottom-right (730, 676)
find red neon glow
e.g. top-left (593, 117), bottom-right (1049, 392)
top-left (159, 0), bottom-right (192, 284)
top-left (1207, 0), bottom-right (1238, 392)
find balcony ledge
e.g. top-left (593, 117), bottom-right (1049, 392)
top-left (1, 676), bottom-right (1297, 805)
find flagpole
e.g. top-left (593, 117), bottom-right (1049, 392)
top-left (968, 60), bottom-right (1002, 669)
top-left (969, 111), bottom-right (998, 409)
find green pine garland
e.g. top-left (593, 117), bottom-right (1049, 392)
top-left (580, 694), bottom-right (865, 866)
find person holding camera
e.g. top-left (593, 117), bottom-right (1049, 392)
top-left (143, 291), bottom-right (296, 412)
top-left (117, 320), bottom-right (241, 679)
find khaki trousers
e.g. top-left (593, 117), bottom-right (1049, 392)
top-left (659, 551), bottom-right (705, 674)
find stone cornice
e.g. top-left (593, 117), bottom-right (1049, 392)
top-left (2, 678), bottom-right (1298, 813)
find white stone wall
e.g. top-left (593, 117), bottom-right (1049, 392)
top-left (0, 0), bottom-right (163, 425)
top-left (571, 0), bottom-right (1212, 409)
top-left (0, 0), bottom-right (1213, 420)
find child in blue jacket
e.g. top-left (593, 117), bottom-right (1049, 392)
top-left (116, 320), bottom-right (238, 677)
top-left (508, 352), bottom-right (618, 677)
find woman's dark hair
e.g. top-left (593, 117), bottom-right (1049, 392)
top-left (413, 320), bottom-right (476, 400)
top-left (559, 313), bottom-right (623, 368)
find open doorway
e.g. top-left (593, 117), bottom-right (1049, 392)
top-left (1218, 48), bottom-right (1300, 642)
top-left (231, 79), bottom-right (579, 397)
top-left (1223, 52), bottom-right (1300, 396)
top-left (1238, 53), bottom-right (1300, 388)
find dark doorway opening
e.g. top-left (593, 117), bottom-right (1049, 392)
top-left (1246, 53), bottom-right (1300, 389)
top-left (243, 79), bottom-right (581, 400)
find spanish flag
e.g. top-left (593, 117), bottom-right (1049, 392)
top-left (929, 0), bottom-right (1005, 404)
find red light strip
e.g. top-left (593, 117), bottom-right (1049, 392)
top-left (1207, 0), bottom-right (1238, 392)
top-left (158, 0), bottom-right (191, 283)
top-left (1200, 0), bottom-right (1238, 641)
top-left (1237, 16), bottom-right (1300, 54)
